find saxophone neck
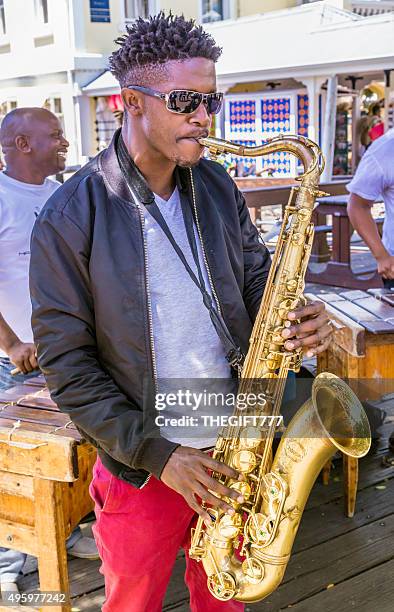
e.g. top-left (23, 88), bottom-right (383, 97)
top-left (198, 135), bottom-right (324, 186)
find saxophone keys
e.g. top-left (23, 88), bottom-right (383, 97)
top-left (297, 207), bottom-right (312, 222)
top-left (245, 512), bottom-right (272, 545)
top-left (286, 279), bottom-right (298, 293)
top-left (265, 352), bottom-right (278, 370)
top-left (231, 449), bottom-right (257, 474)
top-left (291, 232), bottom-right (303, 246)
top-left (229, 480), bottom-right (252, 502)
top-left (207, 572), bottom-right (237, 601)
top-left (218, 512), bottom-right (243, 539)
top-left (270, 327), bottom-right (284, 344)
top-left (240, 426), bottom-right (261, 449)
top-left (214, 437), bottom-right (226, 452)
top-left (277, 298), bottom-right (298, 320)
top-left (242, 557), bottom-right (265, 584)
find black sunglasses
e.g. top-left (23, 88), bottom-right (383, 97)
top-left (125, 85), bottom-right (223, 115)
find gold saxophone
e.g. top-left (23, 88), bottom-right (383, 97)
top-left (189, 135), bottom-right (371, 603)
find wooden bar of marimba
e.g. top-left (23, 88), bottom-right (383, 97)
top-left (0, 377), bottom-right (96, 612)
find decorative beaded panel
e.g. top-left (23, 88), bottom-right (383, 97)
top-left (297, 94), bottom-right (309, 137)
top-left (228, 140), bottom-right (256, 166)
top-left (229, 100), bottom-right (256, 134)
top-left (225, 94), bottom-right (298, 176)
top-left (260, 98), bottom-right (291, 174)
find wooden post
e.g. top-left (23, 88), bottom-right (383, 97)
top-left (34, 479), bottom-right (70, 612)
top-left (322, 460), bottom-right (332, 486)
top-left (343, 455), bottom-right (359, 518)
top-left (321, 75), bottom-right (338, 183)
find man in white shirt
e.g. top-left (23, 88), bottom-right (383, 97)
top-left (347, 127), bottom-right (394, 455)
top-left (0, 109), bottom-right (65, 374)
top-left (347, 127), bottom-right (394, 284)
top-left (0, 108), bottom-right (98, 598)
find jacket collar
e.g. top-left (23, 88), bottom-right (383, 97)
top-left (100, 128), bottom-right (189, 205)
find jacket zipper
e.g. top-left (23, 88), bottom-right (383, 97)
top-left (188, 168), bottom-right (222, 316)
top-left (136, 203), bottom-right (156, 490)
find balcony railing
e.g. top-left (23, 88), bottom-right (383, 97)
top-left (352, 1), bottom-right (394, 16)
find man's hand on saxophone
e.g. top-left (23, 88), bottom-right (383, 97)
top-left (281, 300), bottom-right (332, 358)
top-left (160, 446), bottom-right (244, 525)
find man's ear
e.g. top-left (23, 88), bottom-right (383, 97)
top-left (121, 88), bottom-right (143, 117)
top-left (14, 134), bottom-right (31, 153)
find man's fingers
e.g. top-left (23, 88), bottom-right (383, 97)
top-left (284, 324), bottom-right (332, 351)
top-left (306, 337), bottom-right (332, 357)
top-left (23, 354), bottom-right (34, 373)
top-left (282, 313), bottom-right (329, 339)
top-left (199, 473), bottom-right (244, 504)
top-left (29, 352), bottom-right (38, 370)
top-left (17, 362), bottom-right (28, 375)
top-left (187, 496), bottom-right (212, 524)
top-left (193, 483), bottom-right (235, 515)
top-left (288, 300), bottom-right (324, 321)
top-left (201, 455), bottom-right (241, 481)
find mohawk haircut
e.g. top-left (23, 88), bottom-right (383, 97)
top-left (109, 12), bottom-right (222, 88)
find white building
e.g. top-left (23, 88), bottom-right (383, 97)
top-left (82, 1), bottom-right (394, 176)
top-left (1, 0), bottom-right (393, 171)
top-left (0, 0), bottom-right (136, 165)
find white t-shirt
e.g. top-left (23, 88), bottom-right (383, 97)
top-left (0, 171), bottom-right (60, 357)
top-left (347, 128), bottom-right (394, 254)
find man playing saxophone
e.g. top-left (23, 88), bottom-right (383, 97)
top-left (29, 13), bottom-right (332, 611)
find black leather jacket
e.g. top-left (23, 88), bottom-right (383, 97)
top-left (30, 130), bottom-right (271, 487)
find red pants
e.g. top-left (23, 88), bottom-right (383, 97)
top-left (89, 457), bottom-right (244, 612)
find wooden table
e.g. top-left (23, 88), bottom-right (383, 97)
top-left (241, 182), bottom-right (382, 289)
top-left (306, 195), bottom-right (382, 289)
top-left (0, 376), bottom-right (96, 612)
top-left (307, 289), bottom-right (394, 517)
top-left (241, 178), bottom-right (350, 224)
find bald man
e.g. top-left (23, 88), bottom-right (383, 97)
top-left (0, 108), bottom-right (68, 377)
top-left (0, 108), bottom-right (98, 599)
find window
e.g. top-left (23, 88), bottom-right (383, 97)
top-left (35, 0), bottom-right (49, 24)
top-left (200, 0), bottom-right (235, 23)
top-left (0, 100), bottom-right (17, 117)
top-left (124, 0), bottom-right (155, 20)
top-left (0, 0), bottom-right (6, 36)
top-left (0, 100), bottom-right (17, 128)
top-left (201, 0), bottom-right (232, 23)
top-left (43, 97), bottom-right (64, 130)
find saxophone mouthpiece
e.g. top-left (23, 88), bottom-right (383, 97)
top-left (198, 137), bottom-right (220, 160)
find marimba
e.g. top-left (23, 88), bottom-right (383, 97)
top-left (307, 288), bottom-right (394, 517)
top-left (0, 375), bottom-right (96, 612)
top-left (312, 288), bottom-right (394, 380)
